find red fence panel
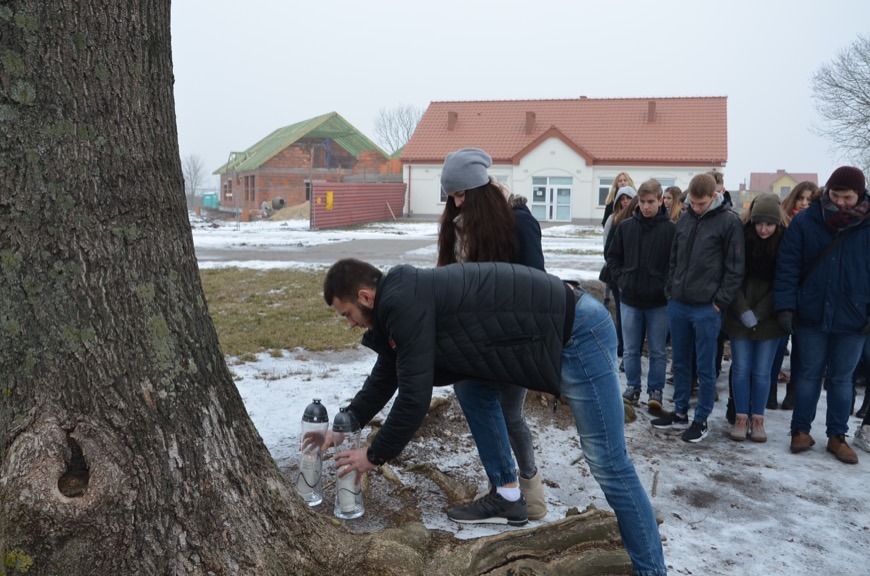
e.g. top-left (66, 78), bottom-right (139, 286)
top-left (310, 182), bottom-right (407, 230)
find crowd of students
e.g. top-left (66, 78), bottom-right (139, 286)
top-left (601, 167), bottom-right (870, 461)
top-left (319, 150), bottom-right (868, 576)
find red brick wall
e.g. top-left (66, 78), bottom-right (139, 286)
top-left (219, 142), bottom-right (396, 212)
top-left (310, 182), bottom-right (406, 229)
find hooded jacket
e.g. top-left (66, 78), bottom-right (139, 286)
top-left (350, 263), bottom-right (572, 463)
top-left (606, 209), bottom-right (676, 308)
top-left (666, 193), bottom-right (745, 310)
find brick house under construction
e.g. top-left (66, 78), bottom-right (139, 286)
top-left (213, 112), bottom-right (401, 212)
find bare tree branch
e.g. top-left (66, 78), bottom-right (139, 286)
top-left (373, 104), bottom-right (424, 154)
top-left (811, 35), bottom-right (870, 171)
top-left (181, 153), bottom-right (207, 204)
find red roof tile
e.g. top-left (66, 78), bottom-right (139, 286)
top-left (749, 170), bottom-right (819, 192)
top-left (401, 97), bottom-right (727, 165)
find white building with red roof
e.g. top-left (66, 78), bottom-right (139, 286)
top-left (401, 96), bottom-right (728, 221)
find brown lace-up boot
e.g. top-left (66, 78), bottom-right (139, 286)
top-left (789, 430), bottom-right (815, 453)
top-left (826, 435), bottom-right (858, 464)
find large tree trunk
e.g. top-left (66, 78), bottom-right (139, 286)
top-left (0, 2), bottom-right (629, 575)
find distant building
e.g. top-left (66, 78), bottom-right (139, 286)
top-left (213, 112), bottom-right (400, 213)
top-left (749, 170), bottom-right (819, 199)
top-left (400, 97), bottom-right (728, 221)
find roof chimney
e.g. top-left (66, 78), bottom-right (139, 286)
top-left (647, 100), bottom-right (656, 123)
top-left (447, 111), bottom-right (458, 131)
top-left (524, 111), bottom-right (536, 135)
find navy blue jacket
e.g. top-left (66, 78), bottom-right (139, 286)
top-left (773, 201), bottom-right (870, 332)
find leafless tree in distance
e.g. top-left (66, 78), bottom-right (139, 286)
top-left (373, 104), bottom-right (424, 154)
top-left (811, 35), bottom-right (870, 171)
top-left (181, 153), bottom-right (207, 206)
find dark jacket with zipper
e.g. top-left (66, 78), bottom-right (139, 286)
top-left (606, 209), bottom-right (675, 309)
top-left (349, 262), bottom-right (572, 463)
top-left (773, 200), bottom-right (870, 332)
top-left (666, 195), bottom-right (745, 310)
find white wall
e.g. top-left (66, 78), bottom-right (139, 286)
top-left (404, 141), bottom-right (719, 221)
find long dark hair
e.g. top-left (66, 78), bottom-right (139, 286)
top-left (437, 179), bottom-right (516, 265)
top-left (744, 222), bottom-right (783, 281)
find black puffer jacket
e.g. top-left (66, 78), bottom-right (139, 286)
top-left (666, 197), bottom-right (745, 310)
top-left (350, 263), bottom-right (571, 462)
top-left (606, 210), bottom-right (675, 308)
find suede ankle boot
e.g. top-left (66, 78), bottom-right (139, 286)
top-left (750, 415), bottom-right (767, 443)
top-left (729, 414), bottom-right (748, 441)
top-left (519, 469), bottom-right (547, 521)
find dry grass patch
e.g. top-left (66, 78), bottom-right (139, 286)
top-left (200, 267), bottom-right (359, 356)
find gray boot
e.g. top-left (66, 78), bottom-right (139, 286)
top-left (519, 469), bottom-right (547, 520)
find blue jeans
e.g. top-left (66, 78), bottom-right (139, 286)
top-left (453, 381), bottom-right (536, 485)
top-left (668, 300), bottom-right (721, 422)
top-left (621, 303), bottom-right (669, 393)
top-left (730, 337), bottom-right (779, 416)
top-left (560, 292), bottom-right (667, 576)
top-left (791, 326), bottom-right (865, 437)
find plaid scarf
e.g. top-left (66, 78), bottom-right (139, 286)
top-left (820, 191), bottom-right (870, 232)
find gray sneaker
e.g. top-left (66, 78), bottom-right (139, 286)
top-left (447, 491), bottom-right (528, 526)
top-left (622, 387), bottom-right (641, 406)
top-left (647, 390), bottom-right (663, 411)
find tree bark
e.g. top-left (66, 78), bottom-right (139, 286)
top-left (0, 2), bottom-right (628, 575)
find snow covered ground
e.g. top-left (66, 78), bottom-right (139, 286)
top-left (192, 214), bottom-right (868, 576)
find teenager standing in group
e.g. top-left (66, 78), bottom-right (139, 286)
top-left (723, 193), bottom-right (786, 442)
top-left (768, 181), bottom-right (820, 410)
top-left (606, 179), bottom-right (675, 412)
top-left (436, 148), bottom-right (547, 521)
top-left (774, 166), bottom-right (870, 465)
top-left (652, 173), bottom-right (744, 442)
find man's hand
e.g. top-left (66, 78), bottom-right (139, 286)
top-left (334, 448), bottom-right (377, 485)
top-left (777, 310), bottom-right (796, 335)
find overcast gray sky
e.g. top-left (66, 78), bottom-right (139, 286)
top-left (171, 0), bottom-right (869, 192)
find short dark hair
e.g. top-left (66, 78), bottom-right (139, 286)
top-left (637, 178), bottom-right (663, 199)
top-left (688, 173), bottom-right (717, 198)
top-left (323, 259), bottom-right (383, 305)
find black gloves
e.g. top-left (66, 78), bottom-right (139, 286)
top-left (777, 310), bottom-right (796, 335)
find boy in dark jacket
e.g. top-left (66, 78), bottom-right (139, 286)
top-left (774, 166), bottom-right (870, 464)
top-left (652, 173), bottom-right (745, 442)
top-left (322, 259), bottom-right (667, 576)
top-left (606, 179), bottom-right (675, 411)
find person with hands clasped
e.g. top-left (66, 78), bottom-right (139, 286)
top-left (651, 173), bottom-right (745, 443)
top-left (723, 193), bottom-right (786, 442)
top-left (774, 166), bottom-right (870, 464)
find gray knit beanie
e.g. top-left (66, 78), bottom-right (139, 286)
top-left (441, 148), bottom-right (492, 195)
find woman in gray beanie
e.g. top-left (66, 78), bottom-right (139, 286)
top-left (437, 148), bottom-right (547, 524)
top-left (723, 193), bottom-right (787, 442)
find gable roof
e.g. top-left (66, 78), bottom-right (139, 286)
top-left (214, 112), bottom-right (387, 174)
top-left (749, 170), bottom-right (819, 192)
top-left (401, 97), bottom-right (727, 166)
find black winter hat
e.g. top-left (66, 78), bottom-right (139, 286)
top-left (826, 166), bottom-right (866, 193)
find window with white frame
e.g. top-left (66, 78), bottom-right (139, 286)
top-left (598, 178), bottom-right (613, 206)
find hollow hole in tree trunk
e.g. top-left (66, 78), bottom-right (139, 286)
top-left (58, 433), bottom-right (90, 497)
